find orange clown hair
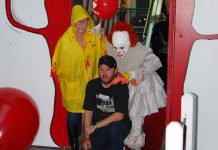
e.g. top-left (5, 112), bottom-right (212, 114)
top-left (108, 22), bottom-right (138, 47)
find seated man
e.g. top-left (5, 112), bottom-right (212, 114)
top-left (82, 55), bottom-right (131, 150)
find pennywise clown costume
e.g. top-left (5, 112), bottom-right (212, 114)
top-left (106, 22), bottom-right (166, 150)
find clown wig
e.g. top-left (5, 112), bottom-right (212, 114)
top-left (108, 22), bottom-right (138, 47)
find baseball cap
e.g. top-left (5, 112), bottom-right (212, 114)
top-left (98, 55), bottom-right (117, 68)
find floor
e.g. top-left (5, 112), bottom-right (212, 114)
top-left (30, 145), bottom-right (165, 150)
top-left (29, 132), bottom-right (165, 150)
top-left (29, 146), bottom-right (70, 150)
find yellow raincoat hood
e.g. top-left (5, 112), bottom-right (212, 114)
top-left (71, 5), bottom-right (95, 27)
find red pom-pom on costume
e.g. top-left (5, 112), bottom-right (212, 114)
top-left (0, 88), bottom-right (39, 150)
top-left (92, 0), bottom-right (118, 19)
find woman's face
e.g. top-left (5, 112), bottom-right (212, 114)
top-left (75, 18), bottom-right (89, 34)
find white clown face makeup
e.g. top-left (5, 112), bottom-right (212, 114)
top-left (112, 31), bottom-right (130, 58)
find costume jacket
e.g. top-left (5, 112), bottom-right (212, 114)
top-left (51, 6), bottom-right (106, 113)
top-left (107, 42), bottom-right (166, 149)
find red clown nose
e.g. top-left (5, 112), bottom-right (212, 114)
top-left (92, 0), bottom-right (118, 19)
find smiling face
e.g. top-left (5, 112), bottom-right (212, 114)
top-left (112, 31), bottom-right (130, 58)
top-left (74, 18), bottom-right (89, 34)
top-left (99, 64), bottom-right (117, 86)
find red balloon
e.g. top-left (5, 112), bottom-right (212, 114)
top-left (0, 88), bottom-right (39, 150)
top-left (92, 0), bottom-right (118, 19)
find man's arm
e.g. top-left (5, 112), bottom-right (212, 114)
top-left (85, 112), bottom-right (124, 135)
top-left (83, 81), bottom-right (95, 136)
top-left (84, 110), bottom-right (93, 137)
top-left (83, 110), bottom-right (93, 150)
top-left (95, 112), bottom-right (124, 128)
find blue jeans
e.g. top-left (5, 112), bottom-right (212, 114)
top-left (90, 121), bottom-right (130, 150)
top-left (67, 112), bottom-right (82, 127)
top-left (67, 112), bottom-right (82, 149)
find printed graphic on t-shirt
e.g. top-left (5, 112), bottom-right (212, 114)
top-left (96, 93), bottom-right (115, 113)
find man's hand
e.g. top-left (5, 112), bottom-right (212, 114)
top-left (83, 137), bottom-right (92, 150)
top-left (84, 125), bottom-right (95, 136)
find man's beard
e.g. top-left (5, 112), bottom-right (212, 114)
top-left (101, 75), bottom-right (114, 85)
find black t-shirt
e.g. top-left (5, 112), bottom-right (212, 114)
top-left (83, 78), bottom-right (131, 127)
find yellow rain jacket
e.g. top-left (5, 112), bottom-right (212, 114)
top-left (51, 5), bottom-right (106, 113)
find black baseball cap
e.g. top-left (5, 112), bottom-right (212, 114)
top-left (98, 55), bottom-right (117, 68)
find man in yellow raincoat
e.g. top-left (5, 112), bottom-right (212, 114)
top-left (51, 5), bottom-right (106, 150)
